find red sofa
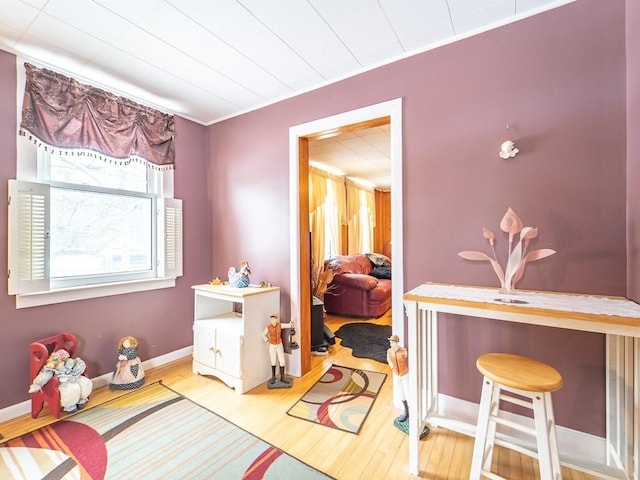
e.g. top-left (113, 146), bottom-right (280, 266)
top-left (323, 254), bottom-right (391, 318)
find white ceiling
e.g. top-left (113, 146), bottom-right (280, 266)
top-left (0, 0), bottom-right (573, 188)
top-left (309, 124), bottom-right (392, 190)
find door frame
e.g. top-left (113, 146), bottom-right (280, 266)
top-left (288, 98), bottom-right (404, 377)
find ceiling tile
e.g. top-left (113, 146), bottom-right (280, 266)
top-left (167, 0), bottom-right (248, 33)
top-left (0, 0), bottom-right (40, 31)
top-left (15, 33), bottom-right (92, 72)
top-left (381, 0), bottom-right (450, 39)
top-left (180, 68), bottom-right (266, 109)
top-left (110, 28), bottom-right (188, 74)
top-left (517, 0), bottom-right (574, 15)
top-left (379, 0), bottom-right (455, 51)
top-left (310, 0), bottom-right (402, 62)
top-left (400, 23), bottom-right (456, 52)
top-left (21, 0), bottom-right (47, 8)
top-left (447, 0), bottom-right (511, 18)
top-left (127, 2), bottom-right (293, 100)
top-left (339, 138), bottom-right (370, 149)
top-left (204, 14), bottom-right (324, 90)
top-left (355, 41), bottom-right (405, 67)
top-left (449, 0), bottom-right (515, 34)
top-left (109, 28), bottom-right (257, 103)
top-left (238, 0), bottom-right (361, 79)
top-left (93, 0), bottom-right (164, 24)
top-left (172, 0), bottom-right (326, 91)
top-left (76, 53), bottom-right (182, 110)
top-left (0, 0), bottom-right (574, 125)
top-left (89, 47), bottom-right (239, 119)
top-left (42, 0), bottom-right (131, 44)
top-left (22, 14), bottom-right (107, 61)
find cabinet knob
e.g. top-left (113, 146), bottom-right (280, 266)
top-left (209, 346), bottom-right (221, 355)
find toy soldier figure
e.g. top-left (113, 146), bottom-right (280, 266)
top-left (387, 334), bottom-right (409, 422)
top-left (262, 314), bottom-right (293, 388)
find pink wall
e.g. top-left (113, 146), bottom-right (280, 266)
top-left (0, 0), bottom-right (629, 440)
top-left (0, 51), bottom-right (212, 409)
top-left (208, 0), bottom-right (626, 437)
top-left (627, 0), bottom-right (640, 301)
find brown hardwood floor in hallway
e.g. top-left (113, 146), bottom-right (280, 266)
top-left (1, 309), bottom-right (600, 479)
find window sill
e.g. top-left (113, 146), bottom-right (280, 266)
top-left (15, 278), bottom-right (176, 309)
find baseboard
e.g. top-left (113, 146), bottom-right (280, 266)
top-left (0, 346), bottom-right (193, 424)
top-left (437, 393), bottom-right (607, 464)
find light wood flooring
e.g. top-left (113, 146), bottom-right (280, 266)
top-left (1, 311), bottom-right (601, 479)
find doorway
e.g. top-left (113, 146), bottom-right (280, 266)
top-left (288, 99), bottom-right (404, 377)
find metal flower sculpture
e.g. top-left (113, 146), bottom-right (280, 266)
top-left (458, 208), bottom-right (555, 293)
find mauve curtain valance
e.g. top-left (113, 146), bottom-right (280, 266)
top-left (20, 63), bottom-right (175, 168)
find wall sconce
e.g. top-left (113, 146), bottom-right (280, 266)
top-left (499, 124), bottom-right (519, 159)
top-left (499, 140), bottom-right (519, 159)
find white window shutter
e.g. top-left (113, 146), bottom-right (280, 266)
top-left (8, 180), bottom-right (50, 295)
top-left (159, 198), bottom-right (183, 278)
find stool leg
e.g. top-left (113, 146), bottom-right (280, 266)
top-left (544, 392), bottom-right (562, 479)
top-left (470, 377), bottom-right (500, 479)
top-left (484, 383), bottom-right (501, 472)
top-left (532, 392), bottom-right (563, 480)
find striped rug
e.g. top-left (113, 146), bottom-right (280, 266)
top-left (1, 382), bottom-right (333, 479)
top-left (287, 364), bottom-right (386, 434)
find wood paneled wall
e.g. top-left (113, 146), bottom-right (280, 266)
top-left (374, 189), bottom-right (391, 257)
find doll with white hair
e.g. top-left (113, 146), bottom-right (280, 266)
top-left (28, 349), bottom-right (92, 413)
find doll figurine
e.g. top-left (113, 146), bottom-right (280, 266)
top-left (28, 349), bottom-right (93, 413)
top-left (262, 314), bottom-right (293, 388)
top-left (387, 334), bottom-right (409, 422)
top-left (109, 336), bottom-right (145, 390)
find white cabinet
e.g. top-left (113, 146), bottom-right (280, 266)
top-left (193, 321), bottom-right (242, 379)
top-left (192, 284), bottom-right (280, 394)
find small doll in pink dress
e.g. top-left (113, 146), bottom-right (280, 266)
top-left (109, 336), bottom-right (145, 390)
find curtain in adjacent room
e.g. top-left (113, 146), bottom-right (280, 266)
top-left (20, 63), bottom-right (175, 168)
top-left (309, 168), bottom-right (328, 281)
top-left (309, 167), bottom-right (347, 292)
top-left (346, 179), bottom-right (375, 254)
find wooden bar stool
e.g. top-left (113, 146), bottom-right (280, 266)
top-left (470, 353), bottom-right (564, 480)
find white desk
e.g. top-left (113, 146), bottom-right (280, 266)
top-left (403, 283), bottom-right (640, 479)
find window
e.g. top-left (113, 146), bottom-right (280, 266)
top-left (9, 145), bottom-right (182, 308)
top-left (47, 151), bottom-right (154, 284)
top-left (10, 62), bottom-right (181, 308)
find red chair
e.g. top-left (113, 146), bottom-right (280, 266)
top-left (30, 333), bottom-right (86, 419)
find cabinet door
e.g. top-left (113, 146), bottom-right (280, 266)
top-left (216, 330), bottom-right (242, 378)
top-left (193, 324), bottom-right (217, 368)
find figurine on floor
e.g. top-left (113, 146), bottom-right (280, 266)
top-left (387, 334), bottom-right (409, 422)
top-left (387, 334), bottom-right (429, 437)
top-left (109, 336), bottom-right (145, 390)
top-left (28, 349), bottom-right (93, 413)
top-left (262, 314), bottom-right (293, 388)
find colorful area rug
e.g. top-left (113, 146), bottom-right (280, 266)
top-left (0, 382), bottom-right (333, 480)
top-left (334, 323), bottom-right (392, 364)
top-left (286, 364), bottom-right (386, 434)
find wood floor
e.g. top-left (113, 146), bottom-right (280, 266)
top-left (1, 311), bottom-right (601, 479)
